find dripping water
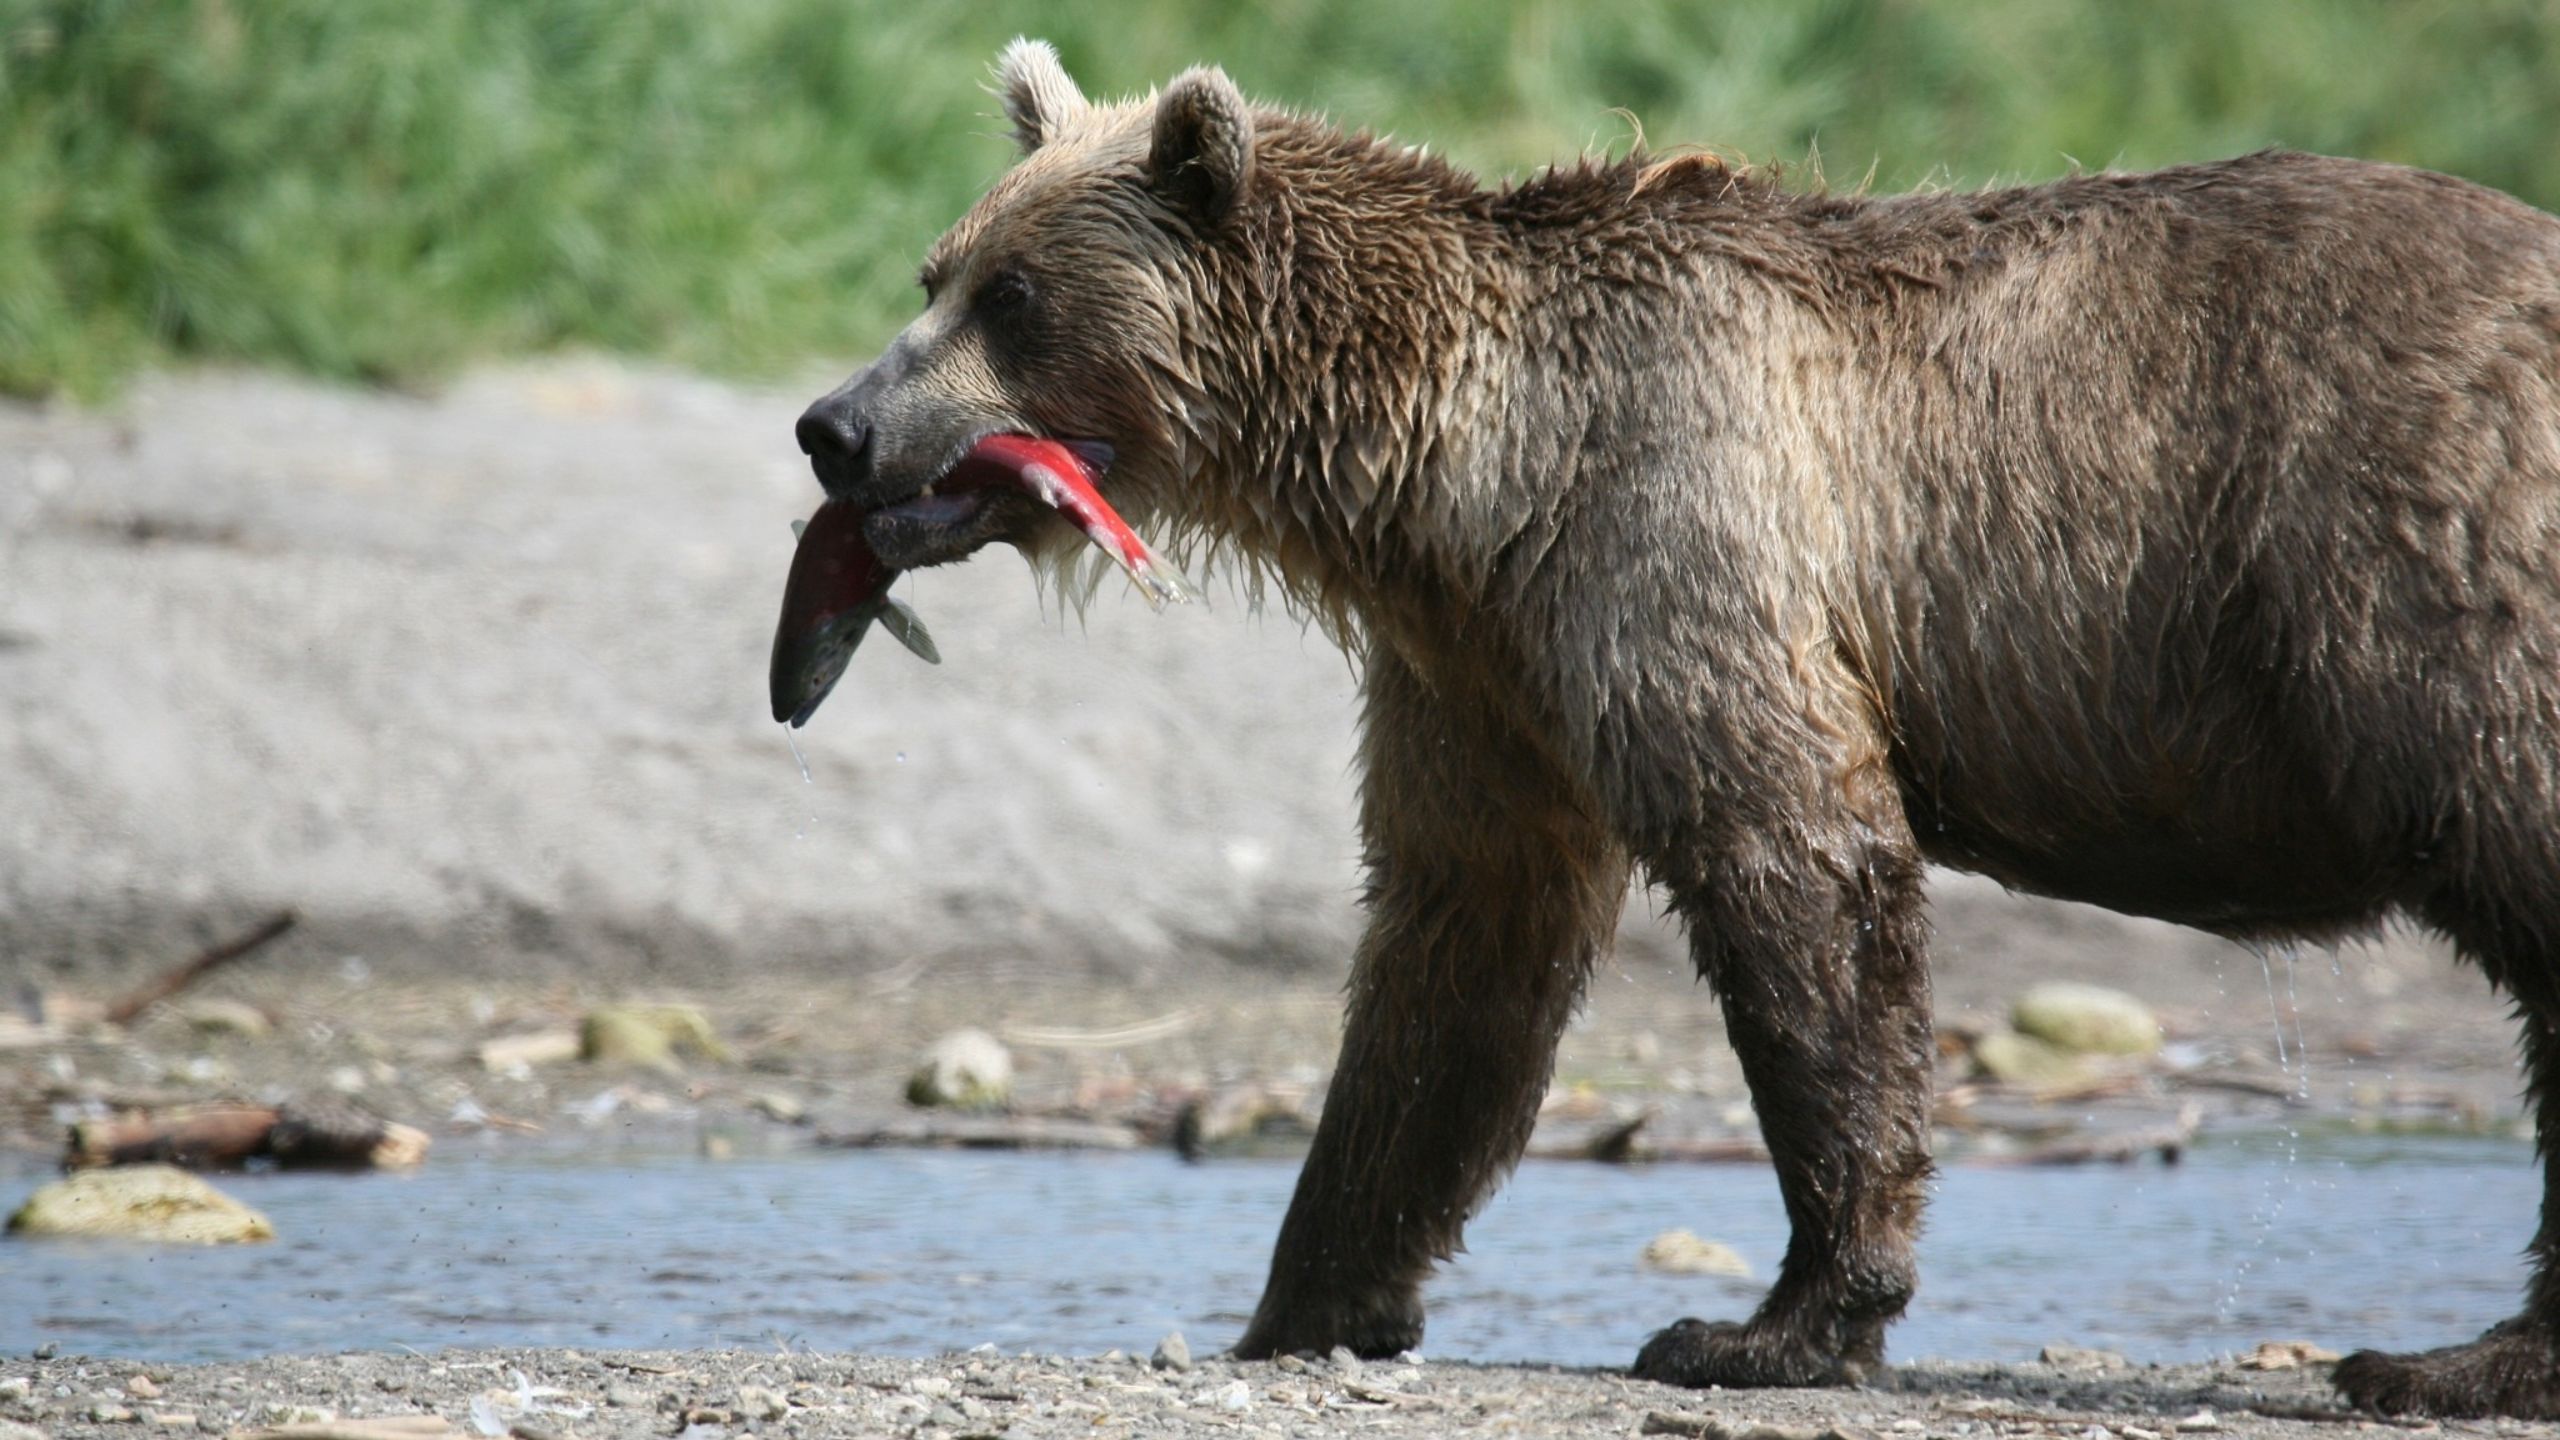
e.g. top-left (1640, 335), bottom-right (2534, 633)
top-left (2217, 948), bottom-right (2315, 1329)
top-left (785, 725), bottom-right (819, 840)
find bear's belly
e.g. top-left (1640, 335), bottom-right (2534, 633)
top-left (1905, 796), bottom-right (2393, 940)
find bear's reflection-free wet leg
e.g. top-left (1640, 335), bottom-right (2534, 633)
top-left (1232, 652), bottom-right (1628, 1360)
top-left (1633, 812), bottom-right (1935, 1387)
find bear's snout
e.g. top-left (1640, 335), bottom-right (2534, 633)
top-left (794, 400), bottom-right (873, 497)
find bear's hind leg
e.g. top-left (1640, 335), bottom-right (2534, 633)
top-left (1233, 652), bottom-right (1628, 1360)
top-left (2334, 887), bottom-right (2560, 1418)
top-left (1631, 806), bottom-right (1934, 1388)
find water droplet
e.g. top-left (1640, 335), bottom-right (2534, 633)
top-left (783, 728), bottom-right (820, 840)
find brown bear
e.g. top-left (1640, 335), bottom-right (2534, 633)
top-left (785, 39), bottom-right (2560, 1418)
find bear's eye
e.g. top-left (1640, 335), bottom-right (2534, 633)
top-left (975, 269), bottom-right (1035, 317)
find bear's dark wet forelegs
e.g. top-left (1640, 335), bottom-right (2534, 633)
top-left (2334, 891), bottom-right (2560, 1418)
top-left (1233, 654), bottom-right (1628, 1361)
top-left (1632, 819), bottom-right (1936, 1388)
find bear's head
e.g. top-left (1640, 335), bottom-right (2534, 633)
top-left (792, 39), bottom-right (1257, 590)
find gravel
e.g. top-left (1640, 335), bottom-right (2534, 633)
top-left (0, 1346), bottom-right (2405, 1440)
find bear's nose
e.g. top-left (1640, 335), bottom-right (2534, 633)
top-left (795, 404), bottom-right (873, 496)
top-left (795, 407), bottom-right (870, 462)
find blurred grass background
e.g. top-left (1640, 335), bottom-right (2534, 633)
top-left (4, 0), bottom-right (2556, 397)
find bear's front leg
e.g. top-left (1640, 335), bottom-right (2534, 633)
top-left (1630, 799), bottom-right (1935, 1389)
top-left (1232, 652), bottom-right (1628, 1360)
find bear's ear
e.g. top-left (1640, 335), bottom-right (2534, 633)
top-left (1148, 65), bottom-right (1254, 225)
top-left (994, 37), bottom-right (1087, 153)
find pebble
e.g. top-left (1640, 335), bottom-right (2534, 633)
top-left (0, 1379), bottom-right (29, 1401)
top-left (2174, 1409), bottom-right (2219, 1432)
top-left (0, 1422), bottom-right (46, 1440)
top-left (1151, 1332), bottom-right (1192, 1373)
top-left (734, 1385), bottom-right (787, 1420)
top-left (124, 1377), bottom-right (160, 1400)
top-left (1328, 1346), bottom-right (1363, 1377)
top-left (87, 1403), bottom-right (135, 1423)
top-left (1209, 1379), bottom-right (1252, 1413)
top-left (603, 1385), bottom-right (650, 1408)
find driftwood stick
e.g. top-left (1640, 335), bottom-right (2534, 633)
top-left (1964, 1104), bottom-right (2202, 1168)
top-left (70, 1104), bottom-right (280, 1170)
top-left (816, 1114), bottom-right (1143, 1151)
top-left (105, 909), bottom-right (298, 1025)
top-left (68, 1100), bottom-right (429, 1171)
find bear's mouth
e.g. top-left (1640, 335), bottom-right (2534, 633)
top-left (861, 435), bottom-right (1120, 570)
top-left (770, 433), bottom-right (1194, 727)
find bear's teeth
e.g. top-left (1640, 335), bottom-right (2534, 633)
top-left (919, 482), bottom-right (937, 498)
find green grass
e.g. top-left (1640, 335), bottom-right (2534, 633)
top-left (5, 0), bottom-right (2558, 396)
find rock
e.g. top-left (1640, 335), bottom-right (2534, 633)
top-left (1970, 1031), bottom-right (2097, 1087)
top-left (748, 1091), bottom-right (807, 1124)
top-left (179, 999), bottom-right (270, 1040)
top-left (1640, 1229), bottom-right (1753, 1278)
top-left (579, 1004), bottom-right (729, 1071)
top-left (1638, 1418), bottom-right (1841, 1440)
top-left (2174, 1409), bottom-right (2219, 1432)
top-left (6, 1165), bottom-right (274, 1244)
top-left (1209, 1379), bottom-right (1252, 1413)
top-left (123, 1377), bottom-right (160, 1400)
top-left (477, 1030), bottom-right (581, 1073)
top-left (733, 1386), bottom-right (787, 1420)
top-left (2012, 982), bottom-right (2160, 1056)
top-left (1150, 1332), bottom-right (1192, 1372)
top-left (2237, 1339), bottom-right (2341, 1369)
top-left (905, 1029), bottom-right (1013, 1109)
top-left (0, 1420), bottom-right (46, 1440)
top-left (2039, 1344), bottom-right (2129, 1370)
top-left (1172, 1082), bottom-right (1314, 1158)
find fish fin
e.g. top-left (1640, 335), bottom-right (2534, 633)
top-left (878, 596), bottom-right (941, 665)
top-left (790, 518), bottom-right (807, 540)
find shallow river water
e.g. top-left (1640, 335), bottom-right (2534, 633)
top-left (0, 1131), bottom-right (2533, 1367)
